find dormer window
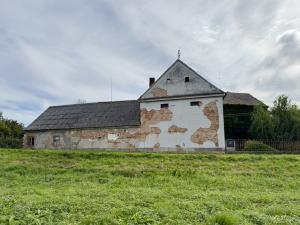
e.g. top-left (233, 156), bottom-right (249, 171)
top-left (185, 77), bottom-right (190, 82)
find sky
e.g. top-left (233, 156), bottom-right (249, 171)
top-left (1, 0), bottom-right (300, 126)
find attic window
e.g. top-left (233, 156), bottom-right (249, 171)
top-left (166, 78), bottom-right (171, 82)
top-left (161, 103), bottom-right (169, 109)
top-left (185, 77), bottom-right (190, 82)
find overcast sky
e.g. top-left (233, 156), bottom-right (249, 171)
top-left (1, 0), bottom-right (300, 125)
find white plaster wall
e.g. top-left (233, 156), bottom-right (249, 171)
top-left (139, 97), bottom-right (225, 149)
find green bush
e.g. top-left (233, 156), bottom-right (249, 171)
top-left (0, 136), bottom-right (23, 148)
top-left (243, 140), bottom-right (275, 151)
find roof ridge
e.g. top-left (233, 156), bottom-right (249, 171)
top-left (226, 91), bottom-right (251, 95)
top-left (49, 99), bottom-right (138, 108)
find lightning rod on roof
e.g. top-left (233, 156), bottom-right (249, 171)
top-left (177, 49), bottom-right (181, 59)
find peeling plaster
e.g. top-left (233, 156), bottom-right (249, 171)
top-left (191, 100), bottom-right (219, 147)
top-left (24, 98), bottom-right (225, 150)
top-left (168, 125), bottom-right (187, 133)
top-left (151, 87), bottom-right (168, 97)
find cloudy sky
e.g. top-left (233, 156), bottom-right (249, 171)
top-left (1, 0), bottom-right (300, 125)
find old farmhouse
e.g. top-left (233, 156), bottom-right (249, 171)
top-left (24, 59), bottom-right (262, 151)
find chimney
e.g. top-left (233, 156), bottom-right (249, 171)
top-left (149, 77), bottom-right (155, 87)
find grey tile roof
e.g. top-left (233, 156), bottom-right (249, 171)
top-left (25, 100), bottom-right (140, 131)
top-left (224, 92), bottom-right (263, 106)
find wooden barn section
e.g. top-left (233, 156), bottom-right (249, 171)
top-left (223, 92), bottom-right (264, 139)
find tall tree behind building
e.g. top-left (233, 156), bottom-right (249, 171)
top-left (0, 112), bottom-right (24, 148)
top-left (250, 95), bottom-right (300, 140)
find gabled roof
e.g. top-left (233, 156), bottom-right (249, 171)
top-left (224, 92), bottom-right (264, 106)
top-left (25, 100), bottom-right (140, 131)
top-left (139, 59), bottom-right (224, 101)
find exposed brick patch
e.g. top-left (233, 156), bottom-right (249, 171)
top-left (151, 87), bottom-right (168, 97)
top-left (168, 125), bottom-right (188, 133)
top-left (141, 108), bottom-right (173, 125)
top-left (191, 100), bottom-right (219, 147)
top-left (67, 108), bottom-right (173, 149)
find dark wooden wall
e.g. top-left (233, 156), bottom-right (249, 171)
top-left (223, 105), bottom-right (254, 139)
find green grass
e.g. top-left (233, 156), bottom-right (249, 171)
top-left (0, 149), bottom-right (300, 225)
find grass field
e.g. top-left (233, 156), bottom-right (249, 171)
top-left (0, 149), bottom-right (300, 225)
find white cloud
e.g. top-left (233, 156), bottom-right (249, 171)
top-left (0, 0), bottom-right (300, 125)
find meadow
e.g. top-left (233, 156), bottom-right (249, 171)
top-left (0, 149), bottom-right (299, 225)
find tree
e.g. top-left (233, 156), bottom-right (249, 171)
top-left (0, 113), bottom-right (9, 137)
top-left (249, 104), bottom-right (274, 139)
top-left (271, 95), bottom-right (300, 139)
top-left (249, 95), bottom-right (300, 140)
top-left (0, 112), bottom-right (24, 148)
top-left (290, 108), bottom-right (300, 139)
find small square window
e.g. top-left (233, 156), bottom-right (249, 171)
top-left (185, 77), bottom-right (190, 82)
top-left (161, 103), bottom-right (169, 109)
top-left (190, 101), bottom-right (201, 106)
top-left (53, 136), bottom-right (60, 147)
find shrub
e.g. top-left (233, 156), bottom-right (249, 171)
top-left (0, 136), bottom-right (23, 148)
top-left (243, 140), bottom-right (275, 151)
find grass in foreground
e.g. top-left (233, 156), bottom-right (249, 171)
top-left (0, 149), bottom-right (300, 225)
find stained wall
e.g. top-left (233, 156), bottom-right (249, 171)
top-left (139, 96), bottom-right (225, 149)
top-left (24, 97), bottom-right (225, 151)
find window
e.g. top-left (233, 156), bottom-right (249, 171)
top-left (53, 136), bottom-right (60, 147)
top-left (27, 136), bottom-right (35, 147)
top-left (185, 77), bottom-right (190, 82)
top-left (190, 101), bottom-right (201, 106)
top-left (161, 103), bottom-right (169, 109)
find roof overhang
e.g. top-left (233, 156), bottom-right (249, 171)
top-left (139, 93), bottom-right (226, 102)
